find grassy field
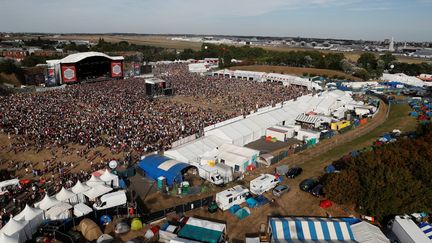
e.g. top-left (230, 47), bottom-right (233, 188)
top-left (40, 34), bottom-right (428, 64)
top-left (299, 103), bottom-right (416, 176)
top-left (231, 65), bottom-right (362, 81)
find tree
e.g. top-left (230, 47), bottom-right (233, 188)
top-left (0, 60), bottom-right (19, 74)
top-left (353, 68), bottom-right (370, 80)
top-left (21, 56), bottom-right (46, 67)
top-left (357, 53), bottom-right (377, 71)
top-left (379, 52), bottom-right (396, 67)
top-left (340, 59), bottom-right (354, 73)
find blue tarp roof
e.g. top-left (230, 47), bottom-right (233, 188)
top-left (137, 155), bottom-right (194, 186)
top-left (419, 222), bottom-right (432, 240)
top-left (269, 217), bottom-right (356, 242)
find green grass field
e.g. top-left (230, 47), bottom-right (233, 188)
top-left (300, 103), bottom-right (417, 176)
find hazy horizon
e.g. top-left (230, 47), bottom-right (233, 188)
top-left (1, 0), bottom-right (432, 42)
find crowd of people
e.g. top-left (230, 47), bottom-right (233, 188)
top-left (157, 64), bottom-right (309, 115)
top-left (0, 63), bottom-right (310, 229)
top-left (0, 63), bottom-right (308, 154)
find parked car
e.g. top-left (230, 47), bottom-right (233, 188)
top-left (299, 179), bottom-right (318, 192)
top-left (311, 184), bottom-right (324, 197)
top-left (272, 185), bottom-right (290, 197)
top-left (286, 167), bottom-right (303, 178)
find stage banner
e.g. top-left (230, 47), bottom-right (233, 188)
top-left (61, 65), bottom-right (77, 83)
top-left (111, 62), bottom-right (123, 77)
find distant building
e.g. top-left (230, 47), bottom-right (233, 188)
top-left (1, 48), bottom-right (27, 61)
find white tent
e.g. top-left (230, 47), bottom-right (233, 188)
top-left (45, 202), bottom-right (72, 220)
top-left (34, 194), bottom-right (61, 211)
top-left (99, 169), bottom-right (119, 188)
top-left (83, 184), bottom-right (113, 200)
top-left (0, 178), bottom-right (19, 192)
top-left (71, 180), bottom-right (91, 203)
top-left (73, 203), bottom-right (93, 217)
top-left (86, 174), bottom-right (105, 187)
top-left (351, 221), bottom-right (390, 243)
top-left (0, 218), bottom-right (30, 243)
top-left (165, 135), bottom-right (228, 164)
top-left (217, 151), bottom-right (249, 173)
top-left (55, 187), bottom-right (77, 203)
top-left (13, 205), bottom-right (44, 234)
top-left (0, 232), bottom-right (20, 243)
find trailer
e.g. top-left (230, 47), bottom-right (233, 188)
top-left (215, 185), bottom-right (249, 211)
top-left (250, 174), bottom-right (279, 195)
top-left (390, 216), bottom-right (430, 243)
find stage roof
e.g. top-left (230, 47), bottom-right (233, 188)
top-left (50, 51), bottom-right (124, 64)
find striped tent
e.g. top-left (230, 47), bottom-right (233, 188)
top-left (269, 217), bottom-right (356, 242)
top-left (419, 222), bottom-right (432, 240)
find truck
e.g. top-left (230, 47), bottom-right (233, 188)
top-left (93, 190), bottom-right (127, 210)
top-left (250, 174), bottom-right (279, 195)
top-left (198, 163), bottom-right (233, 186)
top-left (389, 216), bottom-right (430, 243)
top-left (215, 185), bottom-right (250, 211)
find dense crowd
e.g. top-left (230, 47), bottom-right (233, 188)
top-left (157, 64), bottom-right (309, 114)
top-left (0, 63), bottom-right (309, 228)
top-left (0, 64), bottom-right (308, 154)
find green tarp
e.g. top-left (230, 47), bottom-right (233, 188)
top-left (178, 224), bottom-right (223, 243)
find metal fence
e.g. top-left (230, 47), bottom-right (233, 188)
top-left (141, 195), bottom-right (214, 223)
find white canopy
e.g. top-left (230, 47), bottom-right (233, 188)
top-left (45, 203), bottom-right (72, 220)
top-left (13, 205), bottom-right (44, 234)
top-left (99, 169), bottom-right (119, 187)
top-left (71, 180), bottom-right (91, 194)
top-left (86, 174), bottom-right (105, 187)
top-left (0, 178), bottom-right (19, 191)
top-left (83, 184), bottom-right (113, 200)
top-left (0, 232), bottom-right (20, 243)
top-left (0, 218), bottom-right (29, 243)
top-left (55, 187), bottom-right (76, 202)
top-left (34, 194), bottom-right (61, 211)
top-left (73, 203), bottom-right (93, 217)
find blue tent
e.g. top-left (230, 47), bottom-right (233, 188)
top-left (269, 217), bottom-right (355, 242)
top-left (246, 197), bottom-right (258, 208)
top-left (137, 155), bottom-right (194, 186)
top-left (229, 204), bottom-right (241, 214)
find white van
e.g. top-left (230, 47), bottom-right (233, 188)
top-left (215, 185), bottom-right (249, 211)
top-left (93, 190), bottom-right (127, 210)
top-left (250, 174), bottom-right (279, 195)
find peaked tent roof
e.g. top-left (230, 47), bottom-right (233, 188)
top-left (45, 202), bottom-right (73, 220)
top-left (351, 221), bottom-right (390, 243)
top-left (99, 169), bottom-right (118, 182)
top-left (14, 204), bottom-right (44, 221)
top-left (0, 218), bottom-right (28, 237)
top-left (83, 184), bottom-right (113, 199)
top-left (71, 180), bottom-right (91, 194)
top-left (34, 194), bottom-right (61, 211)
top-left (55, 187), bottom-right (76, 202)
top-left (86, 174), bottom-right (105, 188)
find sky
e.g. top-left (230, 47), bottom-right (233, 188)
top-left (1, 0), bottom-right (432, 42)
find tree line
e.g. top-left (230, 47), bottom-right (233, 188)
top-left (2, 38), bottom-right (432, 81)
top-left (323, 124), bottom-right (432, 222)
